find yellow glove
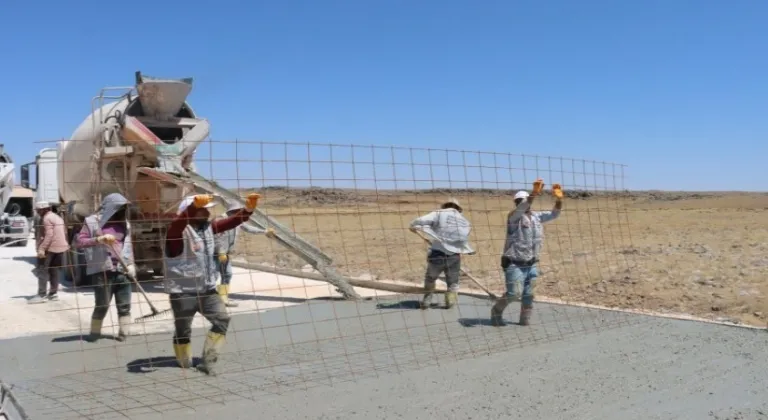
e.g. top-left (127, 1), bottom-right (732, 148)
top-left (532, 178), bottom-right (545, 196)
top-left (193, 194), bottom-right (215, 208)
top-left (265, 227), bottom-right (276, 238)
top-left (96, 234), bottom-right (117, 244)
top-left (552, 183), bottom-right (564, 199)
top-left (244, 193), bottom-right (261, 211)
top-left (218, 254), bottom-right (228, 263)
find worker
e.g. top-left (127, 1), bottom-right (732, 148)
top-left (164, 192), bottom-right (261, 376)
top-left (214, 202), bottom-right (276, 307)
top-left (29, 202), bottom-right (69, 304)
top-left (491, 179), bottom-right (564, 326)
top-left (409, 198), bottom-right (474, 310)
top-left (75, 193), bottom-right (136, 342)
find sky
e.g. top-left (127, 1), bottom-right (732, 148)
top-left (1, 0), bottom-right (766, 192)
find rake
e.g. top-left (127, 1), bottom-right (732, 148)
top-left (412, 230), bottom-right (499, 300)
top-left (103, 243), bottom-right (173, 323)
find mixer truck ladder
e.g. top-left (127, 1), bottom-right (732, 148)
top-left (137, 167), bottom-right (362, 300)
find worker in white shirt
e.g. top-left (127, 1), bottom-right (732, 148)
top-left (409, 198), bottom-right (474, 309)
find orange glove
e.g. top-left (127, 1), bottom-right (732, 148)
top-left (193, 194), bottom-right (214, 208)
top-left (552, 183), bottom-right (564, 199)
top-left (244, 193), bottom-right (261, 211)
top-left (532, 178), bottom-right (545, 196)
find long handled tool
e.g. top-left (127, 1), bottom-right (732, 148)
top-left (103, 244), bottom-right (172, 323)
top-left (412, 230), bottom-right (498, 300)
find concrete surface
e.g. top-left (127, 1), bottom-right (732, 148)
top-left (2, 240), bottom-right (767, 420)
top-left (1, 294), bottom-right (767, 420)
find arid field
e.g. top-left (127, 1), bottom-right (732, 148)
top-left (227, 187), bottom-right (768, 327)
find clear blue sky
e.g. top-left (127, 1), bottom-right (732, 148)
top-left (1, 0), bottom-right (766, 191)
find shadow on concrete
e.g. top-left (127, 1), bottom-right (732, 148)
top-left (126, 356), bottom-right (201, 373)
top-left (376, 300), bottom-right (423, 310)
top-left (51, 334), bottom-right (121, 343)
top-left (458, 317), bottom-right (516, 327)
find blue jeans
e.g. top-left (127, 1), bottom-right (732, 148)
top-left (503, 264), bottom-right (538, 306)
top-left (216, 258), bottom-right (233, 285)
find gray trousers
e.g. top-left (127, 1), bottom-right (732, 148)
top-left (424, 250), bottom-right (461, 292)
top-left (170, 290), bottom-right (230, 345)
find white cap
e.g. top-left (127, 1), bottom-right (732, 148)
top-left (35, 201), bottom-right (51, 210)
top-left (444, 197), bottom-right (462, 210)
top-left (177, 195), bottom-right (216, 215)
top-left (514, 191), bottom-right (529, 200)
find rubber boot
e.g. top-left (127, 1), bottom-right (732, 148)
top-left (174, 343), bottom-right (193, 369)
top-left (420, 283), bottom-right (436, 310)
top-left (519, 303), bottom-right (533, 326)
top-left (197, 331), bottom-right (226, 376)
top-left (490, 298), bottom-right (508, 327)
top-left (218, 284), bottom-right (238, 308)
top-left (444, 291), bottom-right (458, 309)
top-left (85, 319), bottom-right (102, 342)
top-left (116, 316), bottom-right (132, 342)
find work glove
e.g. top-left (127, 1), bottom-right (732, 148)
top-left (552, 183), bottom-right (564, 199)
top-left (265, 227), bottom-right (276, 238)
top-left (532, 178), bottom-right (545, 196)
top-left (126, 264), bottom-right (137, 279)
top-left (96, 234), bottom-right (117, 244)
top-left (244, 193), bottom-right (261, 211)
top-left (36, 249), bottom-right (46, 259)
top-left (193, 194), bottom-right (215, 208)
top-left (218, 253), bottom-right (228, 263)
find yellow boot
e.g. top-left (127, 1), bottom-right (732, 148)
top-left (173, 343), bottom-right (192, 369)
top-left (218, 284), bottom-right (238, 308)
top-left (117, 316), bottom-right (132, 342)
top-left (197, 331), bottom-right (226, 376)
top-left (444, 291), bottom-right (458, 309)
top-left (86, 318), bottom-right (102, 343)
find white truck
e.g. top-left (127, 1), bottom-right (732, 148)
top-left (0, 144), bottom-right (31, 247)
top-left (18, 71), bottom-right (359, 298)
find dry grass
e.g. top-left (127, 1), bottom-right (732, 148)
top-left (229, 188), bottom-right (768, 327)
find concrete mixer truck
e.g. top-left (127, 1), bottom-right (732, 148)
top-left (18, 71), bottom-right (359, 298)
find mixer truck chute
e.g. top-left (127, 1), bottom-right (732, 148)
top-left (54, 71), bottom-right (360, 298)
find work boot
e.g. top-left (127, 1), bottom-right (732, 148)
top-left (519, 304), bottom-right (533, 326)
top-left (173, 343), bottom-right (193, 369)
top-left (218, 284), bottom-right (238, 308)
top-left (116, 316), bottom-right (132, 342)
top-left (86, 319), bottom-right (103, 342)
top-left (444, 291), bottom-right (458, 309)
top-left (46, 293), bottom-right (59, 301)
top-left (197, 331), bottom-right (226, 376)
top-left (420, 283), bottom-right (437, 310)
top-left (490, 299), bottom-right (508, 327)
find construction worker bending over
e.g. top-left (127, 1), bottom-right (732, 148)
top-left (409, 198), bottom-right (474, 309)
top-left (29, 202), bottom-right (69, 304)
top-left (491, 179), bottom-right (563, 326)
top-left (214, 203), bottom-right (276, 307)
top-left (165, 193), bottom-right (261, 376)
top-left (75, 193), bottom-right (136, 342)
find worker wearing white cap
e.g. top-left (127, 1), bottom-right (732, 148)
top-left (491, 179), bottom-right (564, 326)
top-left (409, 197), bottom-right (474, 309)
top-left (163, 192), bottom-right (262, 375)
top-left (213, 202), bottom-right (276, 307)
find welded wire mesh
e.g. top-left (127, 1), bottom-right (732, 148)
top-left (6, 139), bottom-right (641, 419)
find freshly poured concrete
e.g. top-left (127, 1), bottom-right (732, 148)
top-left (1, 294), bottom-right (766, 420)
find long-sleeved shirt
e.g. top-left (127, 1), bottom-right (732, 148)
top-left (37, 211), bottom-right (69, 254)
top-left (502, 201), bottom-right (560, 262)
top-left (76, 222), bottom-right (128, 268)
top-left (165, 208), bottom-right (253, 258)
top-left (410, 208), bottom-right (474, 255)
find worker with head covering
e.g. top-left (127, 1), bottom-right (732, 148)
top-left (214, 202), bottom-right (276, 307)
top-left (29, 201), bottom-right (69, 304)
top-left (163, 192), bottom-right (261, 376)
top-left (75, 193), bottom-right (136, 341)
top-left (491, 179), bottom-right (564, 326)
top-left (409, 197), bottom-right (474, 309)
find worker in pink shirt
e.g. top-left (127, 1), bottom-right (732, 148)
top-left (30, 201), bottom-right (70, 304)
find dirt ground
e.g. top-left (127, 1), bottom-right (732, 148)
top-left (230, 187), bottom-right (768, 327)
